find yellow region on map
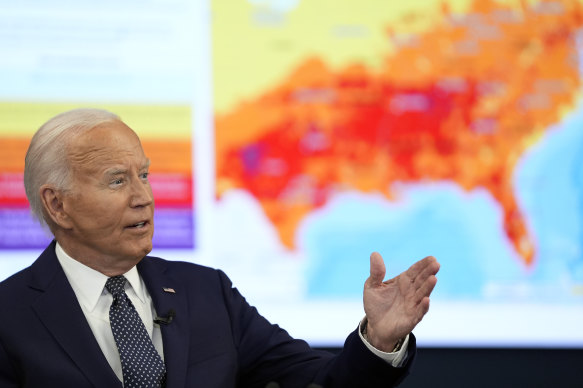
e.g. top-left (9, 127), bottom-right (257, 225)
top-left (0, 103), bottom-right (192, 174)
top-left (212, 0), bottom-right (472, 113)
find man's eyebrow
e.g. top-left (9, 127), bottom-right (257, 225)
top-left (105, 167), bottom-right (128, 176)
top-left (104, 160), bottom-right (150, 176)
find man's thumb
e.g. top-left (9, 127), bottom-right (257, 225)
top-left (369, 252), bottom-right (386, 286)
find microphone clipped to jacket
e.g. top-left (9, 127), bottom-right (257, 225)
top-left (154, 309), bottom-right (175, 325)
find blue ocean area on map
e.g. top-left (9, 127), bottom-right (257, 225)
top-left (516, 105), bottom-right (583, 287)
top-left (303, 105), bottom-right (583, 303)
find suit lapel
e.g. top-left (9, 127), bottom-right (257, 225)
top-left (138, 258), bottom-right (190, 388)
top-left (28, 242), bottom-right (121, 387)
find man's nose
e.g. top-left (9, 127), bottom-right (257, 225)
top-left (130, 176), bottom-right (154, 208)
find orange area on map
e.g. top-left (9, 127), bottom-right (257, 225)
top-left (0, 139), bottom-right (191, 174)
top-left (0, 138), bottom-right (192, 207)
top-left (216, 0), bottom-right (583, 266)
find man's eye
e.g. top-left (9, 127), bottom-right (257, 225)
top-left (141, 172), bottom-right (149, 180)
top-left (111, 179), bottom-right (123, 185)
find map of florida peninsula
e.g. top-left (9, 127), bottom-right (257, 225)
top-left (215, 0), bottom-right (583, 266)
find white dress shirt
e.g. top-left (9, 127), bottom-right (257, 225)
top-left (55, 243), bottom-right (164, 384)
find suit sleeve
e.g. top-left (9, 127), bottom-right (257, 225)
top-left (216, 270), bottom-right (415, 388)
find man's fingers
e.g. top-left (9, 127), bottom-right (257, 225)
top-left (407, 257), bottom-right (439, 303)
top-left (417, 296), bottom-right (431, 321)
top-left (415, 274), bottom-right (438, 302)
top-left (409, 256), bottom-right (440, 285)
top-left (368, 251), bottom-right (386, 287)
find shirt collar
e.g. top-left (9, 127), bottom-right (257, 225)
top-left (55, 242), bottom-right (147, 312)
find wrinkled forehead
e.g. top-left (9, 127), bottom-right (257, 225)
top-left (66, 120), bottom-right (148, 173)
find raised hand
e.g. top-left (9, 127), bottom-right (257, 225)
top-left (363, 252), bottom-right (440, 352)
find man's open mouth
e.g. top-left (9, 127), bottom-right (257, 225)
top-left (127, 221), bottom-right (148, 229)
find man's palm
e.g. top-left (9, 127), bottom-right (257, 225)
top-left (363, 252), bottom-right (439, 352)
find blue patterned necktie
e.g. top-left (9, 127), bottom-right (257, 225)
top-left (106, 275), bottom-right (166, 388)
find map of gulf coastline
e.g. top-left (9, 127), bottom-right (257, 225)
top-left (212, 0), bottom-right (583, 305)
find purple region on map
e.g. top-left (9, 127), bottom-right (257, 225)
top-left (152, 208), bottom-right (195, 249)
top-left (0, 209), bottom-right (52, 249)
top-left (0, 208), bottom-right (195, 249)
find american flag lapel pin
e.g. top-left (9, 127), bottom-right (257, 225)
top-left (163, 287), bottom-right (176, 294)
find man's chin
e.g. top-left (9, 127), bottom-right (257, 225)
top-left (142, 244), bottom-right (153, 257)
top-left (138, 240), bottom-right (153, 257)
top-left (126, 239), bottom-right (153, 262)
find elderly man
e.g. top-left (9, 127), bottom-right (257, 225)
top-left (0, 108), bottom-right (439, 387)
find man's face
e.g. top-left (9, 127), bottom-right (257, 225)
top-left (59, 121), bottom-right (154, 271)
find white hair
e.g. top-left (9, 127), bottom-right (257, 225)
top-left (24, 108), bottom-right (121, 230)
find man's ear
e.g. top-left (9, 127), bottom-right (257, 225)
top-left (39, 185), bottom-right (73, 230)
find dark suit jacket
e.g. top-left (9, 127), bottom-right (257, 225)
top-left (0, 241), bottom-right (416, 387)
